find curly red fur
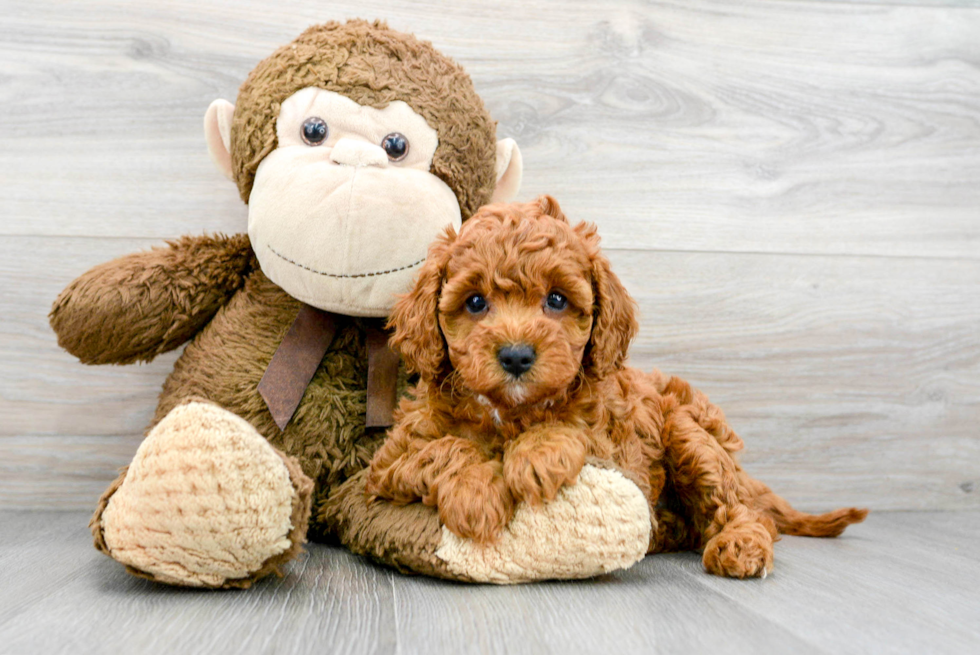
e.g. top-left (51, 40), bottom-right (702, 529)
top-left (368, 196), bottom-right (868, 576)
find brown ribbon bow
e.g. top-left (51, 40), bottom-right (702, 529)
top-left (257, 304), bottom-right (399, 431)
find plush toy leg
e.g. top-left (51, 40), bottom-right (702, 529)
top-left (322, 463), bottom-right (651, 583)
top-left (663, 411), bottom-right (776, 579)
top-left (91, 401), bottom-right (314, 588)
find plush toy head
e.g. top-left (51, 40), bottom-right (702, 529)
top-left (204, 20), bottom-right (522, 317)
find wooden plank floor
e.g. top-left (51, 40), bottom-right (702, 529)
top-left (0, 510), bottom-right (977, 655)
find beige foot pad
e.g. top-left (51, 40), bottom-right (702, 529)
top-left (436, 464), bottom-right (651, 583)
top-left (100, 402), bottom-right (303, 587)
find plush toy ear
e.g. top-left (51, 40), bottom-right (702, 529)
top-left (204, 99), bottom-right (236, 181)
top-left (583, 243), bottom-right (639, 379)
top-left (490, 138), bottom-right (522, 203)
top-left (387, 230), bottom-right (456, 381)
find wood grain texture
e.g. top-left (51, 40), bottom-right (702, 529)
top-left (1, 0), bottom-right (978, 257)
top-left (620, 249), bottom-right (980, 511)
top-left (1, 0), bottom-right (978, 511)
top-left (0, 512), bottom-right (398, 655)
top-left (390, 559), bottom-right (822, 654)
top-left (0, 510), bottom-right (978, 654)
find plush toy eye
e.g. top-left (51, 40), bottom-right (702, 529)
top-left (381, 132), bottom-right (409, 161)
top-left (546, 291), bottom-right (568, 311)
top-left (301, 117), bottom-right (328, 146)
top-left (465, 294), bottom-right (488, 314)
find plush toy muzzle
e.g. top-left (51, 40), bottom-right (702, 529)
top-left (246, 87), bottom-right (464, 317)
top-left (249, 148), bottom-right (462, 316)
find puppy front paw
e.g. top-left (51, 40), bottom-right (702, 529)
top-left (503, 436), bottom-right (586, 506)
top-left (437, 462), bottom-right (514, 544)
top-left (702, 521), bottom-right (775, 579)
top-left (364, 466), bottom-right (384, 499)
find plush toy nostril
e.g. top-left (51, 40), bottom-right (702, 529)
top-left (497, 344), bottom-right (536, 377)
top-left (329, 138), bottom-right (389, 168)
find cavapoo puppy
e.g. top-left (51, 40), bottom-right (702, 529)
top-left (366, 196), bottom-right (867, 578)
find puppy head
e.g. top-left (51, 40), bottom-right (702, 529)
top-left (388, 195), bottom-right (638, 406)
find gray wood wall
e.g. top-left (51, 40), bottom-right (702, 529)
top-left (2, 0), bottom-right (978, 512)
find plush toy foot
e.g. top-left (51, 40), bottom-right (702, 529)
top-left (437, 464), bottom-right (650, 582)
top-left (702, 520), bottom-right (775, 579)
top-left (324, 463), bottom-right (651, 583)
top-left (92, 401), bottom-right (313, 588)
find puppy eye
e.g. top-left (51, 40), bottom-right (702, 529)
top-left (465, 294), bottom-right (488, 314)
top-left (301, 117), bottom-right (328, 146)
top-left (545, 291), bottom-right (568, 311)
top-left (381, 132), bottom-right (409, 161)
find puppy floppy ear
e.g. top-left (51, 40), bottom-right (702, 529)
top-left (535, 194), bottom-right (568, 223)
top-left (584, 248), bottom-right (639, 379)
top-left (387, 230), bottom-right (455, 381)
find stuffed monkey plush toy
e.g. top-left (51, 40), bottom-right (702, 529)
top-left (49, 21), bottom-right (653, 588)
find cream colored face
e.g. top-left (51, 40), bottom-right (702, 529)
top-left (247, 87), bottom-right (463, 316)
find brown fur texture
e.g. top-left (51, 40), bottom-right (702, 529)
top-left (322, 469), bottom-right (475, 581)
top-left (232, 20), bottom-right (497, 218)
top-left (367, 196), bottom-right (868, 577)
top-left (50, 234), bottom-right (255, 366)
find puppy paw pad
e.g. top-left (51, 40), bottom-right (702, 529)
top-left (702, 523), bottom-right (774, 579)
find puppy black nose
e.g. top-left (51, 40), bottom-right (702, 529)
top-left (498, 344), bottom-right (536, 377)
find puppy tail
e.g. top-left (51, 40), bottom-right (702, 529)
top-left (754, 491), bottom-right (868, 538)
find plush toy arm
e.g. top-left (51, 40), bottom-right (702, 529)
top-left (50, 233), bottom-right (255, 365)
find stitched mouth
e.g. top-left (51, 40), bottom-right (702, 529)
top-left (267, 244), bottom-right (425, 279)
